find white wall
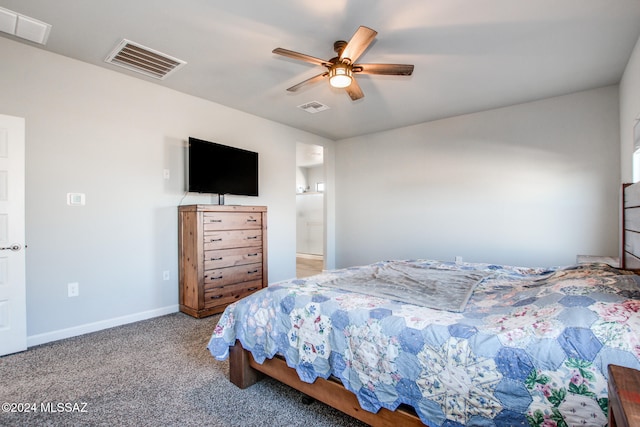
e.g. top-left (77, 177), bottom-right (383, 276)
top-left (0, 38), bottom-right (333, 342)
top-left (620, 34), bottom-right (640, 183)
top-left (296, 193), bottom-right (324, 255)
top-left (306, 165), bottom-right (325, 192)
top-left (295, 167), bottom-right (308, 192)
top-left (335, 86), bottom-right (620, 268)
top-left (296, 165), bottom-right (324, 192)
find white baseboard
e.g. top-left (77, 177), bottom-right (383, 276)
top-left (27, 305), bottom-right (180, 347)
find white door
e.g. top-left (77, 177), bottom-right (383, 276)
top-left (0, 114), bottom-right (26, 356)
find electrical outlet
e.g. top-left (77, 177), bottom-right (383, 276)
top-left (162, 270), bottom-right (170, 281)
top-left (68, 282), bottom-right (79, 297)
top-left (163, 169), bottom-right (170, 180)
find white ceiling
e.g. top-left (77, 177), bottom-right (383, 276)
top-left (2, 0), bottom-right (640, 140)
top-left (296, 142), bottom-right (324, 167)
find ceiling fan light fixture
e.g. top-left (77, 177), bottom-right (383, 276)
top-left (329, 63), bottom-right (352, 88)
top-left (273, 26), bottom-right (413, 100)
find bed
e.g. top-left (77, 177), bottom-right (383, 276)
top-left (207, 183), bottom-right (640, 426)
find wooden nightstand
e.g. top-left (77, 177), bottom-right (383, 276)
top-left (608, 364), bottom-right (640, 427)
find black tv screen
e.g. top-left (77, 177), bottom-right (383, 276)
top-left (188, 137), bottom-right (258, 196)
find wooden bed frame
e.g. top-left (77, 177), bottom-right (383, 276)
top-left (228, 341), bottom-right (425, 427)
top-left (226, 182), bottom-right (640, 426)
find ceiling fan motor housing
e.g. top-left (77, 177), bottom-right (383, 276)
top-left (333, 40), bottom-right (348, 58)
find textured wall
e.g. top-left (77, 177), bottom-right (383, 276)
top-left (0, 37), bottom-right (333, 341)
top-left (335, 86), bottom-right (620, 268)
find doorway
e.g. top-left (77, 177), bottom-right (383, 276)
top-left (296, 142), bottom-right (324, 278)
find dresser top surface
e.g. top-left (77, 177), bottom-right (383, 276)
top-left (179, 204), bottom-right (267, 213)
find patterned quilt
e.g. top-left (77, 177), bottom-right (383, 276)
top-left (207, 260), bottom-right (640, 426)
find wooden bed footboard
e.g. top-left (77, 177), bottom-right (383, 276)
top-left (228, 341), bottom-right (426, 427)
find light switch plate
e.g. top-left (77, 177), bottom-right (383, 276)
top-left (67, 193), bottom-right (86, 206)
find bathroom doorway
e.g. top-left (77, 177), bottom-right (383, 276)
top-left (296, 142), bottom-right (324, 278)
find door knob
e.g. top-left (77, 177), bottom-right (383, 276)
top-left (0, 244), bottom-right (22, 251)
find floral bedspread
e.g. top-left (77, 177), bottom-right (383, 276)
top-left (207, 260), bottom-right (640, 426)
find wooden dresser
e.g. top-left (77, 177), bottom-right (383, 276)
top-left (178, 205), bottom-right (267, 318)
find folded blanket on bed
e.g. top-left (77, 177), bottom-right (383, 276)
top-left (320, 261), bottom-right (491, 312)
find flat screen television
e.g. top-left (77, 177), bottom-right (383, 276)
top-left (188, 137), bottom-right (258, 200)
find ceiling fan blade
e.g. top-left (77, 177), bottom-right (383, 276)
top-left (286, 73), bottom-right (328, 92)
top-left (354, 63), bottom-right (414, 75)
top-left (340, 26), bottom-right (377, 63)
top-left (344, 78), bottom-right (364, 100)
top-left (272, 48), bottom-right (329, 67)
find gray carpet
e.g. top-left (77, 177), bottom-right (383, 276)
top-left (0, 312), bottom-right (367, 426)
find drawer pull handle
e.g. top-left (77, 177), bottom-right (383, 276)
top-left (211, 257), bottom-right (223, 261)
top-left (248, 253), bottom-right (258, 257)
top-left (210, 295), bottom-right (222, 299)
top-left (211, 238), bottom-right (222, 242)
top-left (209, 219), bottom-right (222, 223)
top-left (247, 287), bottom-right (258, 291)
top-left (247, 219), bottom-right (257, 222)
top-left (247, 236), bottom-right (258, 240)
top-left (211, 275), bottom-right (223, 280)
top-left (248, 269), bottom-right (258, 274)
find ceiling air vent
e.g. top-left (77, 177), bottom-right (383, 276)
top-left (0, 6), bottom-right (52, 45)
top-left (105, 39), bottom-right (186, 80)
top-left (297, 101), bottom-right (330, 114)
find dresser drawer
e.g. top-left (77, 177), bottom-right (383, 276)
top-left (203, 212), bottom-right (262, 231)
top-left (204, 229), bottom-right (262, 250)
top-left (204, 279), bottom-right (263, 309)
top-left (204, 247), bottom-right (262, 270)
top-left (204, 263), bottom-right (263, 288)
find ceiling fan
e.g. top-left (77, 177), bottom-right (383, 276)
top-left (272, 26), bottom-right (414, 101)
